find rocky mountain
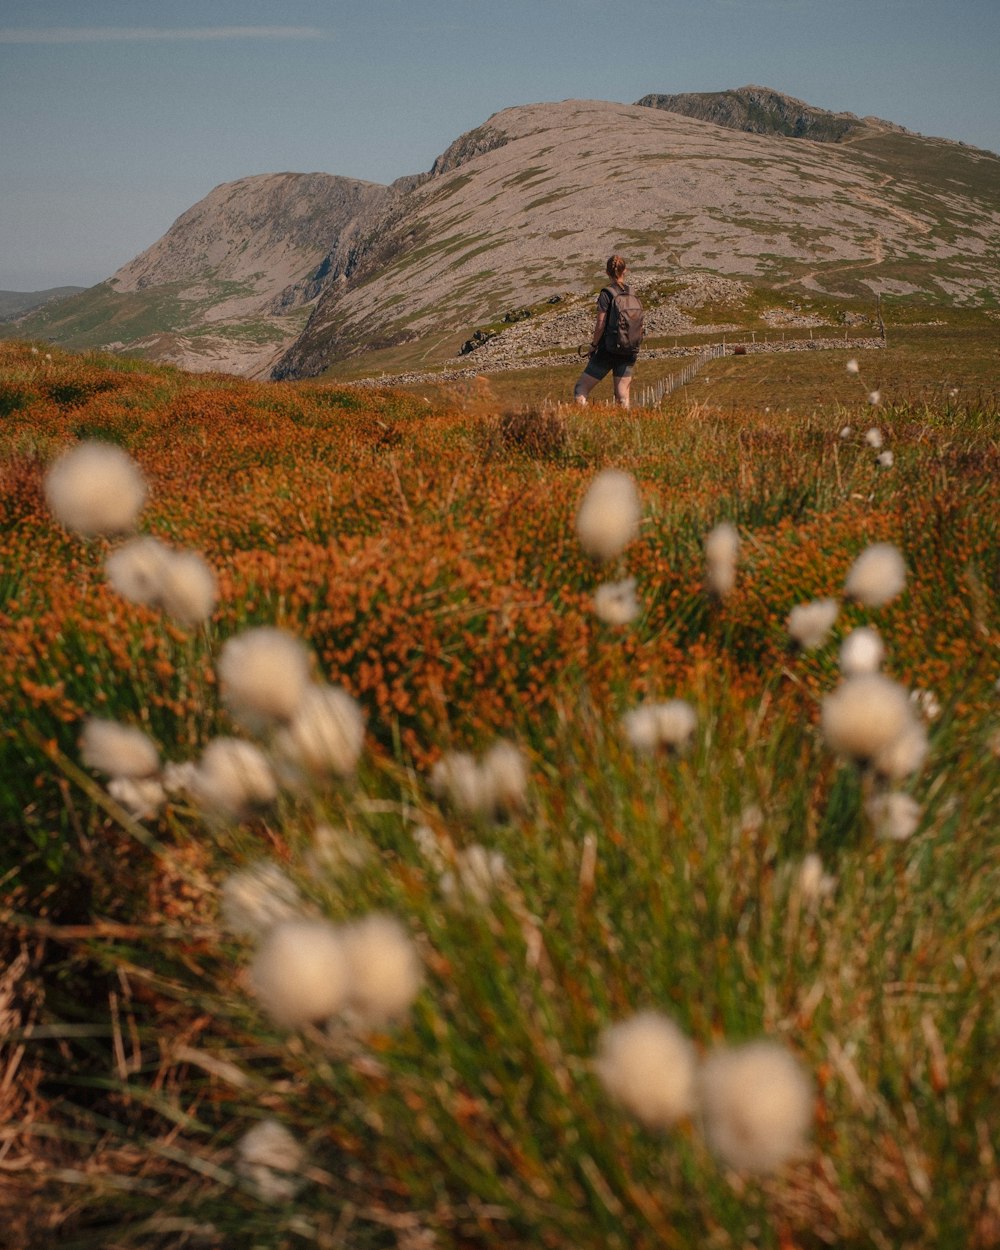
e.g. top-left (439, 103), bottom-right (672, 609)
top-left (635, 84), bottom-right (904, 143)
top-left (7, 89), bottom-right (999, 379)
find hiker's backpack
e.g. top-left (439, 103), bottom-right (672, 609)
top-left (602, 284), bottom-right (644, 358)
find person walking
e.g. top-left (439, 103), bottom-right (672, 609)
top-left (573, 255), bottom-right (643, 409)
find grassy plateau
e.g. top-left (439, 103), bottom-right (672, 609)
top-left (0, 330), bottom-right (998, 1250)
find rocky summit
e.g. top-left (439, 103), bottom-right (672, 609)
top-left (7, 88), bottom-right (999, 379)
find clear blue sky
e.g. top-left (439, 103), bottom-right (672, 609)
top-left (2, 0), bottom-right (998, 290)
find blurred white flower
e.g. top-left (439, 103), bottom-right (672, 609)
top-left (846, 359), bottom-right (860, 375)
top-left (440, 844), bottom-right (508, 906)
top-left (235, 1118), bottom-right (304, 1203)
top-left (576, 469), bottom-right (641, 561)
top-left (106, 537), bottom-right (217, 625)
top-left (592, 577), bottom-right (640, 625)
top-left (80, 717), bottom-right (160, 779)
top-left (844, 542), bottom-right (906, 607)
top-left (250, 918), bottom-right (350, 1029)
top-left (220, 862), bottom-right (302, 939)
top-left (304, 823), bottom-right (370, 878)
top-left (44, 441), bottom-right (147, 536)
top-left (621, 699), bottom-right (697, 755)
top-left (821, 675), bottom-right (920, 769)
top-left (480, 739), bottom-right (529, 816)
top-left (429, 751), bottom-right (488, 816)
top-left (874, 720), bottom-right (929, 781)
top-left (341, 913), bottom-right (422, 1029)
top-left (865, 791), bottom-right (922, 842)
top-left (876, 450), bottom-right (894, 469)
top-left (595, 1011), bottom-right (697, 1130)
top-left (868, 390), bottom-right (881, 406)
top-left (274, 684), bottom-right (365, 778)
top-left (839, 425), bottom-right (853, 439)
top-left (107, 776), bottom-right (166, 820)
top-left (705, 521), bottom-right (739, 598)
top-left (797, 853), bottom-right (835, 904)
top-left (190, 737), bottom-right (277, 819)
top-left (864, 427), bottom-right (884, 449)
top-left (699, 1040), bottom-right (813, 1173)
top-left (217, 627), bottom-right (312, 729)
top-left (911, 689), bottom-right (942, 721)
top-left (839, 627), bottom-right (885, 676)
top-left (786, 598), bottom-right (840, 651)
top-left (161, 759), bottom-right (199, 795)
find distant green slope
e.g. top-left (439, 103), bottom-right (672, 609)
top-left (0, 286), bottom-right (86, 321)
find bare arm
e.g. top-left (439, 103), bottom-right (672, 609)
top-left (590, 311), bottom-right (606, 352)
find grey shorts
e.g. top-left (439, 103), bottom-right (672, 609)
top-left (582, 347), bottom-right (637, 380)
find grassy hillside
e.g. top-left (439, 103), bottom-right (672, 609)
top-left (1, 336), bottom-right (997, 1248)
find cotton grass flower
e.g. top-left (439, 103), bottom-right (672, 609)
top-left (621, 699), bottom-right (697, 755)
top-left (844, 542), bottom-right (907, 607)
top-left (576, 469), bottom-right (641, 561)
top-left (220, 862), bottom-right (302, 939)
top-left (705, 521), bottom-right (739, 597)
top-left (106, 537), bottom-right (217, 625)
top-left (235, 1118), bottom-right (305, 1203)
top-left (592, 577), bottom-right (640, 625)
top-left (796, 853), bottom-right (835, 904)
top-left (868, 390), bottom-right (881, 406)
top-left (839, 425), bottom-right (853, 439)
top-left (876, 450), bottom-right (894, 468)
top-left (80, 717), bottom-right (160, 779)
top-left (821, 674), bottom-right (921, 772)
top-left (44, 440), bottom-right (147, 536)
top-left (594, 1011), bottom-right (697, 1130)
top-left (786, 598), bottom-right (840, 651)
top-left (865, 791), bottom-right (922, 842)
top-left (190, 737), bottom-right (277, 819)
top-left (440, 844), bottom-right (508, 906)
top-left (217, 627), bottom-right (312, 729)
top-left (273, 684), bottom-right (365, 778)
top-left (846, 359), bottom-right (860, 375)
top-left (341, 914), bottom-right (422, 1029)
top-left (699, 1040), bottom-right (813, 1173)
top-left (107, 776), bottom-right (166, 820)
top-left (864, 426), bottom-right (884, 449)
top-left (480, 739), bottom-right (529, 816)
top-left (839, 627), bottom-right (885, 676)
top-left (250, 918), bottom-right (350, 1029)
top-left (873, 720), bottom-right (928, 781)
top-left (430, 751), bottom-right (487, 816)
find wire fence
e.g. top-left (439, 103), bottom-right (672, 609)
top-left (635, 342), bottom-right (727, 409)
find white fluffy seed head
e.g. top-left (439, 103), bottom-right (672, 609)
top-left (440, 844), bottom-right (508, 906)
top-left (429, 751), bottom-right (491, 816)
top-left (220, 862), bottom-right (302, 939)
top-left (217, 628), bottom-right (312, 729)
top-left (274, 684), bottom-right (365, 778)
top-left (107, 776), bottom-right (166, 820)
top-left (846, 359), bottom-right (860, 375)
top-left (622, 699), bottom-right (698, 755)
top-left (786, 598), bottom-right (840, 651)
top-left (250, 918), bottom-right (350, 1029)
top-left (796, 853), bottom-right (836, 904)
top-left (821, 675), bottom-right (918, 767)
top-left (705, 521), bottom-right (740, 569)
top-left (236, 1118), bottom-right (304, 1203)
top-left (839, 627), bottom-right (885, 676)
top-left (844, 542), bottom-right (907, 608)
top-left (865, 791), bottom-right (922, 842)
top-left (341, 913), bottom-right (422, 1029)
top-left (480, 739), bottom-right (529, 815)
top-left (80, 717), bottom-right (160, 779)
top-left (191, 737), bottom-right (277, 819)
top-left (592, 577), bottom-right (641, 625)
top-left (594, 1011), bottom-right (698, 1130)
top-left (156, 548), bottom-right (218, 625)
top-left (865, 426), bottom-right (884, 449)
top-left (699, 1040), bottom-right (813, 1173)
top-left (873, 720), bottom-right (929, 780)
top-left (44, 441), bottom-right (148, 536)
top-left (576, 469), bottom-right (641, 561)
top-left (106, 536), bottom-right (172, 606)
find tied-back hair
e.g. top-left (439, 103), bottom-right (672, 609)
top-left (606, 254), bottom-right (627, 283)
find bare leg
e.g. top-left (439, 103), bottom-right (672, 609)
top-left (614, 375), bottom-right (632, 409)
top-left (574, 372), bottom-right (600, 406)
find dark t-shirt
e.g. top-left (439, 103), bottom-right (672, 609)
top-left (597, 282), bottom-right (626, 314)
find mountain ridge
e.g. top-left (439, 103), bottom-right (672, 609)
top-left (6, 87), bottom-right (998, 379)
